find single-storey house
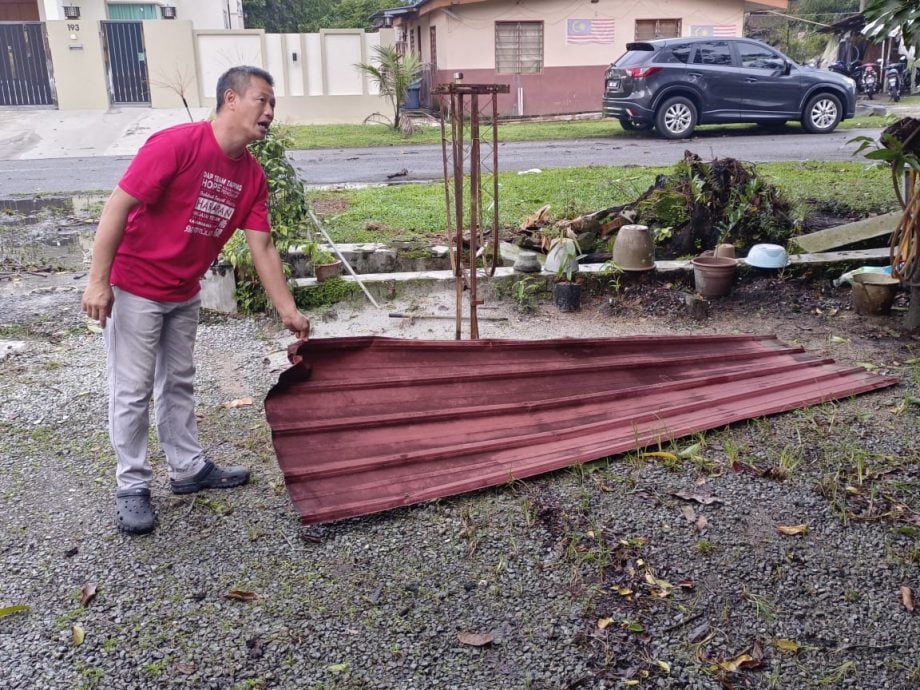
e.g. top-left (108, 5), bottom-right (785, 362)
top-left (379, 0), bottom-right (789, 117)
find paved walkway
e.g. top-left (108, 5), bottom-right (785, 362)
top-left (0, 107), bottom-right (211, 161)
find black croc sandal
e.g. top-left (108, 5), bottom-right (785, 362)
top-left (115, 488), bottom-right (155, 535)
top-left (170, 460), bottom-right (250, 495)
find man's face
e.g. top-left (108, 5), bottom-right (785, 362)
top-left (226, 76), bottom-right (275, 143)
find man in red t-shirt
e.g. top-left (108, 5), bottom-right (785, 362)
top-left (81, 65), bottom-right (310, 535)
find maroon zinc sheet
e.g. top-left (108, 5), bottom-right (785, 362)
top-left (264, 335), bottom-right (898, 524)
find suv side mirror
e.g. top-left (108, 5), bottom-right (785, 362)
top-left (783, 60), bottom-right (792, 76)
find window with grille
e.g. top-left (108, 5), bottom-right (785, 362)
top-left (495, 22), bottom-right (543, 74)
top-left (635, 19), bottom-right (681, 41)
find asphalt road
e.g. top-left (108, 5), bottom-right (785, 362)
top-left (0, 127), bottom-right (881, 197)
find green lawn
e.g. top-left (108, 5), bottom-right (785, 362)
top-left (309, 161), bottom-right (899, 245)
top-left (284, 112), bottom-right (896, 150)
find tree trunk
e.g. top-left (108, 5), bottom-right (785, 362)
top-left (905, 285), bottom-right (920, 332)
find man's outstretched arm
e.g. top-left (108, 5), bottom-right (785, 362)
top-left (244, 228), bottom-right (310, 340)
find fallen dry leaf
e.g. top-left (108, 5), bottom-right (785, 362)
top-left (224, 397), bottom-right (254, 409)
top-left (719, 653), bottom-right (752, 672)
top-left (719, 654), bottom-right (754, 673)
top-left (72, 624), bottom-right (85, 646)
top-left (901, 585), bottom-right (915, 613)
top-left (224, 590), bottom-right (257, 602)
top-left (644, 571), bottom-right (673, 590)
top-left (457, 631), bottom-right (495, 647)
top-left (679, 442), bottom-right (703, 458)
top-left (695, 515), bottom-right (709, 533)
top-left (672, 490), bottom-right (723, 505)
top-left (775, 639), bottom-right (800, 654)
top-left (640, 451), bottom-right (678, 462)
top-left (0, 605), bottom-right (30, 619)
top-left (79, 581), bottom-right (97, 608)
top-left (776, 524), bottom-right (809, 536)
top-left (731, 460), bottom-right (765, 477)
top-left (175, 662), bottom-right (196, 674)
top-left (597, 617), bottom-right (614, 629)
top-left (680, 505), bottom-right (697, 523)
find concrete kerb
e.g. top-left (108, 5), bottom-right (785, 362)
top-left (287, 247), bottom-right (893, 306)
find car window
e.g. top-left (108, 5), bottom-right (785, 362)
top-left (693, 41), bottom-right (733, 66)
top-left (662, 43), bottom-right (693, 64)
top-left (737, 42), bottom-right (785, 70)
top-left (613, 48), bottom-right (655, 68)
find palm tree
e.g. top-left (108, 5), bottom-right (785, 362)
top-left (356, 44), bottom-right (422, 131)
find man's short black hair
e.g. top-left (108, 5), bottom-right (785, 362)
top-left (215, 66), bottom-right (274, 111)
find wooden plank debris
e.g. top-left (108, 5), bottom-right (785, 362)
top-left (793, 212), bottom-right (900, 254)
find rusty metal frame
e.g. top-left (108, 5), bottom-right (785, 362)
top-left (434, 79), bottom-right (510, 339)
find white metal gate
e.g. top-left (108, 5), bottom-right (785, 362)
top-left (101, 21), bottom-right (150, 105)
top-left (0, 22), bottom-right (55, 106)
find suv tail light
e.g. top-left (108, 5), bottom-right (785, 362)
top-left (625, 66), bottom-right (661, 79)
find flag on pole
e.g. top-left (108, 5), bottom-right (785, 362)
top-left (566, 18), bottom-right (616, 45)
top-left (689, 25), bottom-right (737, 38)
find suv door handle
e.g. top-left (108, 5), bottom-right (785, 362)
top-left (745, 78), bottom-right (758, 83)
top-left (688, 72), bottom-right (702, 78)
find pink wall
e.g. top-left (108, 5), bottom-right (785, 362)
top-left (434, 65), bottom-right (608, 117)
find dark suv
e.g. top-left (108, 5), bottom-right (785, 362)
top-left (602, 37), bottom-right (856, 139)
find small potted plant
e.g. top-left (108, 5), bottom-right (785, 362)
top-left (545, 236), bottom-right (582, 311)
top-left (309, 243), bottom-right (343, 282)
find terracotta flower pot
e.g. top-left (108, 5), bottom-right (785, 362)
top-left (612, 224), bottom-right (655, 271)
top-left (314, 260), bottom-right (343, 282)
top-left (692, 256), bottom-right (737, 298)
top-left (851, 273), bottom-right (899, 315)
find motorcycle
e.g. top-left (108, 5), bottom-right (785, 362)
top-left (860, 61), bottom-right (879, 99)
top-left (829, 59), bottom-right (880, 99)
top-left (883, 56), bottom-right (909, 102)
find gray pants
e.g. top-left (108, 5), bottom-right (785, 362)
top-left (106, 287), bottom-right (206, 490)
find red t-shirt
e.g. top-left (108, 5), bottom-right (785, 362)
top-left (111, 121), bottom-right (270, 302)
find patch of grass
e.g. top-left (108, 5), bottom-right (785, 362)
top-left (770, 444), bottom-right (803, 480)
top-left (232, 679), bottom-right (269, 690)
top-left (819, 660), bottom-right (855, 685)
top-left (311, 162), bottom-right (895, 245)
top-left (694, 539), bottom-right (717, 555)
top-left (0, 324), bottom-right (29, 339)
top-left (510, 275), bottom-right (548, 313)
top-left (143, 659), bottom-right (168, 678)
top-left (743, 588), bottom-right (776, 623)
top-left (293, 277), bottom-right (362, 309)
top-left (75, 664), bottom-right (105, 690)
top-left (286, 115), bottom-right (887, 151)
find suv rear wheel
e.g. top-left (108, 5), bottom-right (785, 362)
top-left (655, 96), bottom-right (697, 139)
top-left (801, 93), bottom-right (842, 133)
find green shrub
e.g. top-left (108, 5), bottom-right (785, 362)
top-left (223, 126), bottom-right (312, 314)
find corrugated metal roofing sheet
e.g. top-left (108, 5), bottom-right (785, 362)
top-left (265, 335), bottom-right (898, 524)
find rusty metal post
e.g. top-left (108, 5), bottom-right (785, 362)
top-left (434, 79), bottom-right (509, 339)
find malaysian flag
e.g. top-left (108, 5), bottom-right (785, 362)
top-left (690, 24), bottom-right (737, 38)
top-left (566, 18), bottom-right (615, 44)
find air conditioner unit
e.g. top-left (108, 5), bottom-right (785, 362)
top-left (160, 5), bottom-right (177, 19)
top-left (63, 5), bottom-right (80, 19)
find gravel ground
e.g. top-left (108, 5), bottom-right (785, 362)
top-left (1, 266), bottom-right (919, 690)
